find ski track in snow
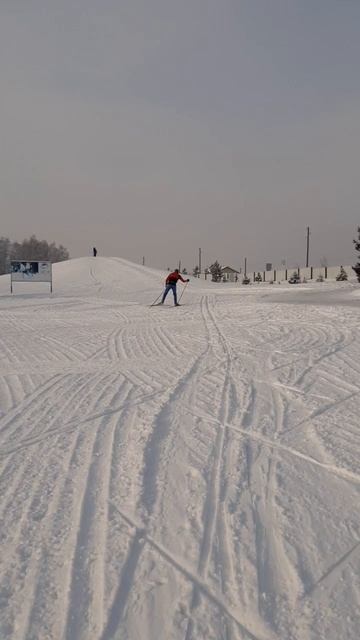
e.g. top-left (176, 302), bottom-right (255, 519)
top-left (0, 258), bottom-right (360, 640)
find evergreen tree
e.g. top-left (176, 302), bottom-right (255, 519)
top-left (209, 260), bottom-right (222, 282)
top-left (254, 272), bottom-right (262, 282)
top-left (193, 265), bottom-right (200, 277)
top-left (336, 266), bottom-right (348, 281)
top-left (289, 270), bottom-right (300, 283)
top-left (353, 227), bottom-right (360, 282)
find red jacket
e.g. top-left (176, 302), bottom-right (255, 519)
top-left (166, 271), bottom-right (187, 285)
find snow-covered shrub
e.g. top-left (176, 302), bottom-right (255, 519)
top-left (336, 266), bottom-right (348, 281)
top-left (352, 227), bottom-right (360, 282)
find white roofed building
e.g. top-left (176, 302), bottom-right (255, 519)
top-left (221, 266), bottom-right (239, 282)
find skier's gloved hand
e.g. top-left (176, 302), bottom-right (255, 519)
top-left (186, 279), bottom-right (190, 282)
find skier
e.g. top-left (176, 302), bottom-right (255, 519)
top-left (93, 247), bottom-right (97, 257)
top-left (160, 269), bottom-right (189, 306)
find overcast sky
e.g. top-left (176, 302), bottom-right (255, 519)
top-left (1, 0), bottom-right (360, 271)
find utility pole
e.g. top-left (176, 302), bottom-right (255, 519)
top-left (244, 257), bottom-right (247, 276)
top-left (199, 248), bottom-right (202, 277)
top-left (306, 227), bottom-right (310, 267)
top-left (178, 259), bottom-right (181, 272)
top-left (142, 256), bottom-right (145, 266)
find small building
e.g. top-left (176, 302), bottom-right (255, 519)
top-left (221, 266), bottom-right (240, 283)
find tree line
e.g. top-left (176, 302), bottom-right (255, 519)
top-left (0, 235), bottom-right (69, 275)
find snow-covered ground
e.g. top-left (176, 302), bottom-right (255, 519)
top-left (0, 257), bottom-right (359, 640)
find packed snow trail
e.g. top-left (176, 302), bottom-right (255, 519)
top-left (0, 257), bottom-right (359, 640)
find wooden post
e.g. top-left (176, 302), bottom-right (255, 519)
top-left (306, 226), bottom-right (310, 267)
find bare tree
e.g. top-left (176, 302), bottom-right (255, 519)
top-left (0, 237), bottom-right (11, 275)
top-left (9, 235), bottom-right (69, 263)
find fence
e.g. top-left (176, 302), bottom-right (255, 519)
top-left (198, 265), bottom-right (356, 283)
top-left (259, 265), bottom-right (354, 283)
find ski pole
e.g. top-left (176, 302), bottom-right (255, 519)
top-left (178, 281), bottom-right (188, 303)
top-left (150, 291), bottom-right (163, 306)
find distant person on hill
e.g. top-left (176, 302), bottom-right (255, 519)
top-left (160, 269), bottom-right (189, 306)
top-left (93, 247), bottom-right (97, 257)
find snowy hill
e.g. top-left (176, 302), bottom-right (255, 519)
top-left (0, 257), bottom-right (359, 639)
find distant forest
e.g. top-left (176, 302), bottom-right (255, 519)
top-left (0, 235), bottom-right (69, 275)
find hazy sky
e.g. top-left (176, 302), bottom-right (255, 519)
top-left (1, 0), bottom-right (360, 271)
